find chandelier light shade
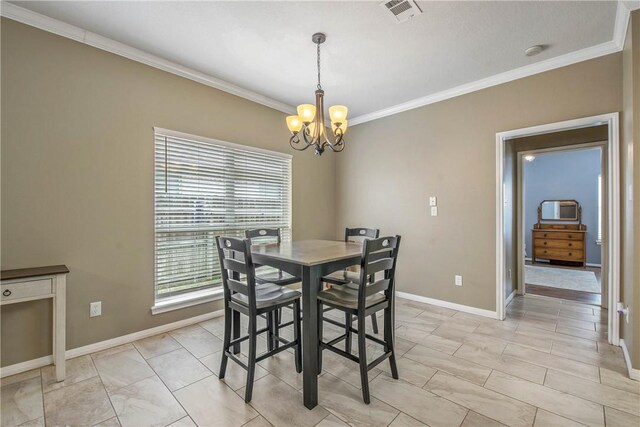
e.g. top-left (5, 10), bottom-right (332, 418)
top-left (287, 33), bottom-right (348, 155)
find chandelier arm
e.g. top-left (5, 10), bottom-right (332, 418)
top-left (317, 129), bottom-right (343, 153)
top-left (289, 133), bottom-right (313, 151)
top-left (324, 132), bottom-right (345, 152)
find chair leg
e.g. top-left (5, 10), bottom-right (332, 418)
top-left (357, 314), bottom-right (370, 404)
top-left (293, 300), bottom-right (302, 373)
top-left (273, 309), bottom-right (280, 350)
top-left (317, 301), bottom-right (324, 373)
top-left (384, 306), bottom-right (399, 379)
top-left (345, 313), bottom-right (353, 354)
top-left (232, 309), bottom-right (241, 354)
top-left (266, 311), bottom-right (274, 352)
top-left (219, 306), bottom-right (232, 379)
top-left (244, 316), bottom-right (257, 403)
top-left (371, 314), bottom-right (379, 334)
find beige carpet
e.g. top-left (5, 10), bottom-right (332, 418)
top-left (525, 265), bottom-right (600, 293)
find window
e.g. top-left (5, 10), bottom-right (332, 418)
top-left (597, 174), bottom-right (602, 245)
top-left (153, 128), bottom-right (292, 309)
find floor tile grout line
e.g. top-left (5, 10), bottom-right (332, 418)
top-left (432, 367), bottom-right (597, 425)
top-left (482, 371), bottom-right (609, 425)
top-left (123, 342), bottom-right (188, 426)
top-left (423, 371), bottom-right (518, 427)
top-left (385, 411), bottom-right (401, 427)
top-left (543, 370), bottom-right (640, 416)
top-left (87, 355), bottom-right (123, 427)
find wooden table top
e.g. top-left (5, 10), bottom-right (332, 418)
top-left (251, 239), bottom-right (362, 266)
top-left (1, 265), bottom-right (69, 281)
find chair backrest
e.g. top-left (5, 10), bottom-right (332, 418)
top-left (344, 227), bottom-right (380, 243)
top-left (245, 228), bottom-right (281, 245)
top-left (216, 236), bottom-right (258, 309)
top-left (357, 236), bottom-right (402, 308)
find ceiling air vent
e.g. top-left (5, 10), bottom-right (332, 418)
top-left (380, 0), bottom-right (422, 23)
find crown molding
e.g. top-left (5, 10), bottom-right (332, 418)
top-left (1, 1), bottom-right (634, 127)
top-left (350, 1), bottom-right (633, 126)
top-left (0, 2), bottom-right (296, 115)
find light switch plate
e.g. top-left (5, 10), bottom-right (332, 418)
top-left (454, 275), bottom-right (463, 286)
top-left (430, 206), bottom-right (438, 216)
top-left (90, 301), bottom-right (102, 317)
top-left (429, 196), bottom-right (437, 206)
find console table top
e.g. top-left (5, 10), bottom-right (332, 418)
top-left (1, 265), bottom-right (69, 281)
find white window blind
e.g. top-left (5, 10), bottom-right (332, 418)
top-left (154, 129), bottom-right (292, 301)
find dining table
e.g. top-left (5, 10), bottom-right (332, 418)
top-left (239, 239), bottom-right (364, 409)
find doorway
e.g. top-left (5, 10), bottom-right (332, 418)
top-left (496, 113), bottom-right (620, 346)
top-left (520, 146), bottom-right (604, 306)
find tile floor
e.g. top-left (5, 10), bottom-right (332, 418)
top-left (2, 294), bottom-right (638, 427)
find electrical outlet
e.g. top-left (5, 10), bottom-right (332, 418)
top-left (429, 196), bottom-right (437, 207)
top-left (90, 301), bottom-right (102, 317)
top-left (431, 206), bottom-right (438, 216)
top-left (454, 275), bottom-right (463, 286)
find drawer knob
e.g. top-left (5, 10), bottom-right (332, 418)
top-left (544, 250), bottom-right (547, 254)
top-left (568, 235), bottom-right (573, 238)
top-left (543, 234), bottom-right (547, 237)
top-left (569, 253), bottom-right (573, 256)
top-left (543, 242), bottom-right (547, 245)
top-left (2, 289), bottom-right (11, 297)
top-left (569, 243), bottom-right (573, 247)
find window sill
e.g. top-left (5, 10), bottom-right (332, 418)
top-left (151, 288), bottom-right (223, 315)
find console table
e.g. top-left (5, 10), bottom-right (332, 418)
top-left (1, 265), bottom-right (69, 381)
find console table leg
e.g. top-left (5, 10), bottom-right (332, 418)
top-left (54, 275), bottom-right (66, 382)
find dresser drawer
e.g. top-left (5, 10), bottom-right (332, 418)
top-left (1, 279), bottom-right (53, 302)
top-left (534, 239), bottom-right (584, 250)
top-left (535, 248), bottom-right (584, 261)
top-left (532, 231), bottom-right (583, 240)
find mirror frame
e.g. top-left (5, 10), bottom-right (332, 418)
top-left (537, 199), bottom-right (581, 223)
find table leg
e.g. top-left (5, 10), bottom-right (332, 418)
top-left (302, 265), bottom-right (320, 409)
top-left (54, 275), bottom-right (66, 382)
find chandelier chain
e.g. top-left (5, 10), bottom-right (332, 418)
top-left (316, 41), bottom-right (322, 90)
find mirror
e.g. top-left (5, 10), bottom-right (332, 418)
top-left (540, 200), bottom-right (579, 221)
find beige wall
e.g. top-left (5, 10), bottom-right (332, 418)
top-left (0, 19), bottom-right (337, 366)
top-left (621, 10), bottom-right (640, 369)
top-left (336, 53), bottom-right (622, 312)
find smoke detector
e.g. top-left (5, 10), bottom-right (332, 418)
top-left (380, 0), bottom-right (422, 23)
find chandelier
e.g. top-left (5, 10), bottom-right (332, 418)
top-left (286, 33), bottom-right (348, 156)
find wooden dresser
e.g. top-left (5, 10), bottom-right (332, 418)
top-left (532, 224), bottom-right (587, 267)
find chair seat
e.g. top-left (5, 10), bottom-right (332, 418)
top-left (322, 270), bottom-right (361, 286)
top-left (232, 284), bottom-right (301, 309)
top-left (255, 269), bottom-right (300, 286)
top-left (318, 285), bottom-right (385, 310)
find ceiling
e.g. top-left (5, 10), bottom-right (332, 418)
top-left (7, 1), bottom-right (627, 123)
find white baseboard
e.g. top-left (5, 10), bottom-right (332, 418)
top-left (0, 355), bottom-right (55, 378)
top-left (620, 339), bottom-right (640, 381)
top-left (505, 290), bottom-right (516, 306)
top-left (395, 291), bottom-right (497, 319)
top-left (1, 309), bottom-right (224, 378)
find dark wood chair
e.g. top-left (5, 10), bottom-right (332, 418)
top-left (216, 236), bottom-right (302, 403)
top-left (317, 235), bottom-right (401, 404)
top-left (245, 228), bottom-right (301, 349)
top-left (322, 227), bottom-right (381, 340)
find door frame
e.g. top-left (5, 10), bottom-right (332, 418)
top-left (516, 142), bottom-right (606, 297)
top-left (495, 112), bottom-right (620, 345)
